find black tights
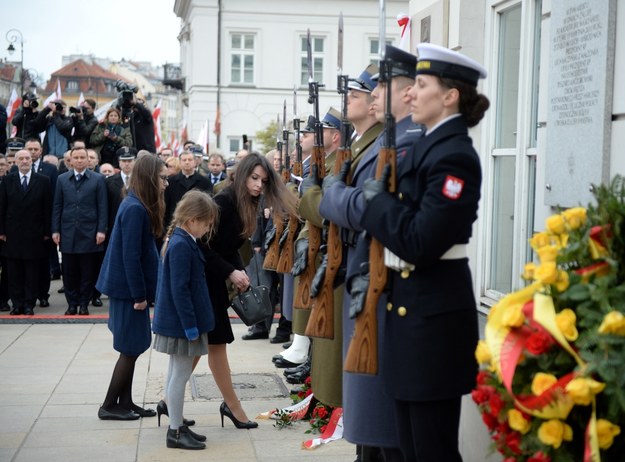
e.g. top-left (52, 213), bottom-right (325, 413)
top-left (102, 353), bottom-right (139, 410)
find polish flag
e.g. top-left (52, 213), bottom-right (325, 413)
top-left (56, 78), bottom-right (62, 100)
top-left (152, 100), bottom-right (162, 152)
top-left (43, 91), bottom-right (57, 107)
top-left (213, 106), bottom-right (221, 136)
top-left (6, 88), bottom-right (21, 122)
top-left (77, 92), bottom-right (85, 106)
top-left (179, 120), bottom-right (188, 145)
top-left (397, 13), bottom-right (411, 51)
top-left (196, 119), bottom-right (209, 152)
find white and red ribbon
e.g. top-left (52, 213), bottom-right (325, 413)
top-left (302, 408), bottom-right (344, 450)
top-left (397, 13), bottom-right (411, 51)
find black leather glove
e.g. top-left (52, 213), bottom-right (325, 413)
top-left (362, 164), bottom-right (391, 204)
top-left (322, 160), bottom-right (351, 194)
top-left (278, 224), bottom-right (289, 248)
top-left (300, 164), bottom-right (321, 196)
top-left (264, 225), bottom-right (277, 252)
top-left (291, 238), bottom-right (309, 276)
top-left (310, 253), bottom-right (329, 298)
top-left (348, 273), bottom-right (370, 318)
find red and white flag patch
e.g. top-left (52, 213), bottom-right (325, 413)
top-left (442, 175), bottom-right (464, 200)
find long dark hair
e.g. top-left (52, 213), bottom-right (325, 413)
top-left (440, 78), bottom-right (490, 127)
top-left (231, 152), bottom-right (298, 238)
top-left (127, 155), bottom-right (166, 237)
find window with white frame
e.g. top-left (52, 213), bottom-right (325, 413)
top-left (67, 80), bottom-right (79, 91)
top-left (483, 0), bottom-right (542, 300)
top-left (368, 38), bottom-right (394, 65)
top-left (230, 33), bottom-right (255, 85)
top-left (300, 35), bottom-right (325, 86)
top-left (228, 138), bottom-right (240, 155)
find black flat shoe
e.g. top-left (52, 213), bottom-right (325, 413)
top-left (98, 406), bottom-right (140, 421)
top-left (10, 307), bottom-right (23, 315)
top-left (23, 308), bottom-right (34, 316)
top-left (270, 335), bottom-right (290, 344)
top-left (282, 341), bottom-right (293, 349)
top-left (272, 354), bottom-right (283, 363)
top-left (219, 402), bottom-right (258, 429)
top-left (78, 306), bottom-right (89, 316)
top-left (39, 299), bottom-right (50, 307)
top-left (166, 426), bottom-right (205, 450)
top-left (131, 404), bottom-right (156, 417)
top-left (65, 306), bottom-right (77, 315)
top-left (156, 400), bottom-right (195, 427)
top-left (241, 329), bottom-right (269, 340)
top-left (91, 298), bottom-right (103, 307)
top-left (284, 359), bottom-right (311, 376)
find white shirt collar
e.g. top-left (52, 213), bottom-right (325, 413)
top-left (426, 113), bottom-right (462, 136)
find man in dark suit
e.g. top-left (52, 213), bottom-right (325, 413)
top-left (207, 153), bottom-right (227, 186)
top-left (0, 149), bottom-right (52, 315)
top-left (105, 147), bottom-right (136, 235)
top-left (164, 150), bottom-right (212, 227)
top-left (52, 147), bottom-right (108, 315)
top-left (24, 138), bottom-right (59, 304)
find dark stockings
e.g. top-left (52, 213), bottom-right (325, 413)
top-left (102, 353), bottom-right (139, 411)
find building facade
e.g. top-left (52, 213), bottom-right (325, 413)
top-left (173, 0), bottom-right (407, 156)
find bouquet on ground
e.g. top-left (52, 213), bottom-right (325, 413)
top-left (473, 177), bottom-right (625, 461)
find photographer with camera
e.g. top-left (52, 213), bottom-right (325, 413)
top-left (90, 107), bottom-right (132, 169)
top-left (114, 81), bottom-right (155, 153)
top-left (11, 93), bottom-right (42, 141)
top-left (71, 99), bottom-right (98, 147)
top-left (33, 99), bottom-right (73, 158)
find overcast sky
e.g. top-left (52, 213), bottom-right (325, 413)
top-left (1, 0), bottom-right (180, 82)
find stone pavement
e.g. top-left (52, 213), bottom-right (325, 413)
top-left (0, 279), bottom-right (356, 462)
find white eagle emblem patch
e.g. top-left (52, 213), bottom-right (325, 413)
top-left (442, 175), bottom-right (464, 200)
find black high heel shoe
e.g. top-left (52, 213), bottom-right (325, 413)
top-left (219, 402), bottom-right (258, 429)
top-left (156, 400), bottom-right (196, 427)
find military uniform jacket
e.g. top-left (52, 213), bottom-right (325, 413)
top-left (360, 115), bottom-right (481, 401)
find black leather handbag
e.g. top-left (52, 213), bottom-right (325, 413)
top-left (231, 285), bottom-right (273, 326)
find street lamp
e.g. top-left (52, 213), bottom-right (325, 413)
top-left (6, 28), bottom-right (24, 96)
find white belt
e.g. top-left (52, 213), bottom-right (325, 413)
top-left (440, 244), bottom-right (468, 260)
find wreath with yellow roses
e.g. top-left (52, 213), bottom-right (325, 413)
top-left (473, 177), bottom-right (625, 462)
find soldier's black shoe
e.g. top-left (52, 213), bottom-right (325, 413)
top-left (79, 306), bottom-right (90, 316)
top-left (65, 306), bottom-right (77, 315)
top-left (0, 303), bottom-right (10, 312)
top-left (39, 299), bottom-right (49, 307)
top-left (91, 298), bottom-right (103, 307)
top-left (10, 307), bottom-right (23, 315)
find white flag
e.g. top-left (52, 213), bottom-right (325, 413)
top-left (56, 79), bottom-right (62, 100)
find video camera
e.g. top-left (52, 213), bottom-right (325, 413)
top-left (23, 93), bottom-right (39, 109)
top-left (69, 106), bottom-right (83, 115)
top-left (115, 80), bottom-right (139, 109)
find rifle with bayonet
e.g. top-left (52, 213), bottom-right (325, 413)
top-left (306, 13), bottom-right (349, 339)
top-left (263, 113), bottom-right (286, 271)
top-left (293, 28), bottom-right (325, 310)
top-left (344, 0), bottom-right (394, 374)
top-left (276, 98), bottom-right (299, 274)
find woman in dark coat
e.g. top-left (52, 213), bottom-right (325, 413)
top-left (198, 153), bottom-right (297, 428)
top-left (96, 155), bottom-right (167, 420)
top-left (360, 43), bottom-right (490, 462)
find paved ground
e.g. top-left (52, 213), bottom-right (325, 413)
top-left (0, 279), bottom-right (356, 462)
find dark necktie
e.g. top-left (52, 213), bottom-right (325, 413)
top-left (212, 176), bottom-right (218, 185)
top-left (76, 173), bottom-right (83, 182)
top-left (22, 175), bottom-right (28, 191)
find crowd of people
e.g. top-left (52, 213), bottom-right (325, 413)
top-left (0, 42), bottom-right (490, 461)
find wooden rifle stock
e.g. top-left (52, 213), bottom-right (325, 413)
top-left (277, 160), bottom-right (302, 274)
top-left (293, 145), bottom-right (325, 310)
top-left (305, 146), bottom-right (351, 339)
top-left (344, 146), bottom-right (396, 374)
top-left (263, 218), bottom-right (284, 271)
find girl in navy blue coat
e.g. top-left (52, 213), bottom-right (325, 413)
top-left (152, 190), bottom-right (219, 450)
top-left (96, 154), bottom-right (166, 421)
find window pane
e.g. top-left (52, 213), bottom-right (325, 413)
top-left (314, 37), bottom-right (324, 52)
top-left (232, 34), bottom-right (241, 49)
top-left (301, 37), bottom-right (307, 52)
top-left (231, 55), bottom-right (240, 69)
top-left (529, 0), bottom-right (542, 148)
top-left (489, 156), bottom-right (516, 293)
top-left (244, 35), bottom-right (254, 49)
top-left (314, 57), bottom-right (323, 82)
top-left (370, 39), bottom-right (378, 54)
top-left (301, 57), bottom-right (308, 85)
top-left (495, 5), bottom-right (522, 148)
top-left (229, 139), bottom-right (240, 153)
top-left (244, 55), bottom-right (253, 68)
top-left (232, 69), bottom-right (240, 82)
top-left (244, 69), bottom-right (253, 83)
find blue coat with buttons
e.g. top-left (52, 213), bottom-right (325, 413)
top-left (360, 115), bottom-right (480, 402)
top-left (152, 228), bottom-right (215, 340)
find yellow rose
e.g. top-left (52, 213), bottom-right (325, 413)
top-left (475, 340), bottom-right (491, 365)
top-left (534, 262), bottom-right (558, 284)
top-left (554, 270), bottom-right (570, 292)
top-left (555, 233), bottom-right (569, 249)
top-left (596, 419), bottom-right (621, 449)
top-left (538, 419), bottom-right (567, 448)
top-left (501, 305), bottom-right (525, 328)
top-left (530, 231), bottom-right (551, 250)
top-left (598, 311), bottom-right (625, 336)
top-left (531, 372), bottom-right (558, 396)
top-left (555, 308), bottom-right (578, 341)
top-left (562, 207), bottom-right (587, 230)
top-left (565, 377), bottom-right (606, 405)
top-left (507, 409), bottom-right (531, 434)
top-left (563, 422), bottom-right (573, 442)
top-left (522, 262), bottom-right (536, 280)
top-left (546, 214), bottom-right (566, 235)
top-left (536, 245), bottom-right (559, 263)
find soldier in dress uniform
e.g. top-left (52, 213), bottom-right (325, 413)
top-left (319, 46), bottom-right (423, 462)
top-left (305, 63), bottom-right (386, 416)
top-left (359, 43), bottom-right (489, 462)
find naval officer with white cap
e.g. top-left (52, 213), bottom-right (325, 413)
top-left (359, 43), bottom-right (490, 462)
